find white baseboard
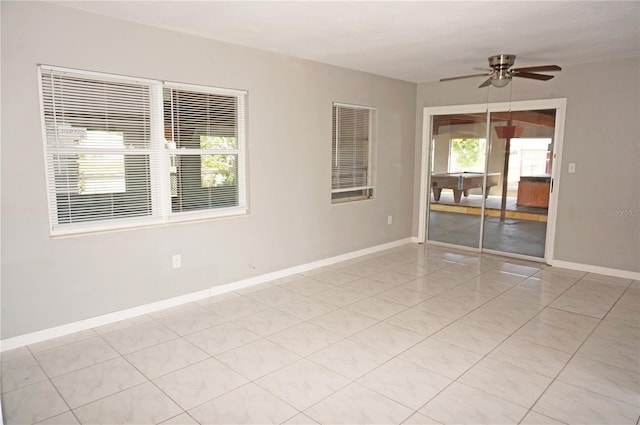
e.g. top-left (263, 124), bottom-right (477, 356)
top-left (0, 237), bottom-right (413, 352)
top-left (550, 260), bottom-right (640, 280)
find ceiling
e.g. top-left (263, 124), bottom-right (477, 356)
top-left (50, 1), bottom-right (640, 83)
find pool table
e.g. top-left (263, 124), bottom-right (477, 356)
top-left (431, 172), bottom-right (500, 203)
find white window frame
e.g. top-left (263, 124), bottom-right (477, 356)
top-left (163, 81), bottom-right (247, 222)
top-left (331, 102), bottom-right (376, 204)
top-left (38, 65), bottom-right (248, 236)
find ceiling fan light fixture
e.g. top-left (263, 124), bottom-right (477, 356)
top-left (490, 77), bottom-right (511, 88)
top-left (490, 68), bottom-right (512, 88)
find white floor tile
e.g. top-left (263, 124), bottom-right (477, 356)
top-left (533, 380), bottom-right (640, 424)
top-left (304, 383), bottom-right (413, 425)
top-left (153, 357), bottom-right (248, 410)
top-left (576, 335), bottom-right (640, 372)
top-left (273, 297), bottom-right (337, 321)
top-left (384, 308), bottom-right (451, 336)
top-left (184, 322), bottom-right (261, 356)
top-left (51, 356), bottom-right (147, 408)
top-left (357, 357), bottom-right (451, 410)
top-left (398, 339), bottom-right (482, 380)
top-left (458, 357), bottom-right (552, 408)
top-left (101, 320), bottom-right (179, 355)
top-left (34, 336), bottom-right (120, 377)
top-left (310, 309), bottom-right (378, 337)
top-left (160, 412), bottom-right (200, 424)
top-left (512, 321), bottom-right (589, 354)
top-left (374, 287), bottom-right (428, 307)
top-left (349, 322), bottom-right (424, 356)
top-left (1, 353), bottom-right (48, 393)
top-left (401, 412), bottom-right (443, 424)
top-left (311, 286), bottom-right (369, 307)
top-left (312, 269), bottom-right (361, 285)
top-left (73, 382), bottom-right (182, 424)
top-left (519, 411), bottom-right (566, 424)
top-left (419, 382), bottom-right (528, 424)
top-left (188, 383), bottom-right (298, 425)
top-left (124, 337), bottom-right (209, 379)
top-left (591, 317), bottom-right (640, 344)
top-left (156, 307), bottom-right (226, 336)
top-left (28, 330), bottom-right (98, 354)
top-left (232, 308), bottom-right (301, 336)
top-left (280, 277), bottom-right (335, 296)
top-left (367, 269), bottom-right (415, 286)
top-left (204, 296), bottom-right (268, 320)
top-left (346, 296), bottom-right (408, 320)
top-left (488, 337), bottom-right (572, 378)
top-left (281, 413), bottom-right (319, 424)
top-left (215, 338), bottom-right (300, 380)
top-left (308, 339), bottom-right (392, 380)
top-left (431, 322), bottom-right (509, 355)
top-left (557, 356), bottom-right (640, 407)
top-left (267, 322), bottom-right (342, 356)
top-left (255, 359), bottom-right (349, 410)
top-left (2, 380), bottom-right (69, 425)
top-left (549, 295), bottom-right (612, 318)
top-left (35, 411), bottom-right (81, 425)
top-left (246, 286), bottom-right (305, 308)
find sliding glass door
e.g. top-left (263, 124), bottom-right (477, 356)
top-left (426, 112), bottom-right (487, 249)
top-left (424, 101), bottom-right (563, 260)
top-left (481, 109), bottom-right (556, 257)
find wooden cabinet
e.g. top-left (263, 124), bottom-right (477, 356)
top-left (517, 176), bottom-right (551, 208)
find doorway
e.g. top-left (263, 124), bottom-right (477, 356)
top-left (417, 99), bottom-right (566, 262)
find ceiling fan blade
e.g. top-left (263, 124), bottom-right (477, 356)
top-left (514, 72), bottom-right (555, 81)
top-left (440, 73), bottom-right (490, 82)
top-left (473, 67), bottom-right (493, 72)
top-left (513, 65), bottom-right (561, 73)
top-left (478, 77), bottom-right (493, 88)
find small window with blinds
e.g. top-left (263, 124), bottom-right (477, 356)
top-left (163, 85), bottom-right (246, 215)
top-left (39, 65), bottom-right (247, 235)
top-left (331, 103), bottom-right (376, 203)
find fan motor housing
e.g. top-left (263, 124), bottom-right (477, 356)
top-left (489, 54), bottom-right (516, 69)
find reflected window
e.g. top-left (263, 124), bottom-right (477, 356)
top-left (448, 138), bottom-right (486, 172)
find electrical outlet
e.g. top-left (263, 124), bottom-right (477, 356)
top-left (172, 254), bottom-right (182, 269)
top-left (387, 215), bottom-right (393, 225)
top-left (568, 163), bottom-right (576, 173)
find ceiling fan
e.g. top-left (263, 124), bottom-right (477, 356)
top-left (440, 54), bottom-right (561, 88)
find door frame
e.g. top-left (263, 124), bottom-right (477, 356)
top-left (417, 98), bottom-right (567, 264)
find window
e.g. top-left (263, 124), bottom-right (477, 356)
top-left (448, 138), bottom-right (486, 172)
top-left (331, 103), bottom-right (376, 203)
top-left (39, 66), bottom-right (247, 235)
top-left (163, 85), bottom-right (245, 214)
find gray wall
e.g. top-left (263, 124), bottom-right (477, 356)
top-left (414, 57), bottom-right (640, 273)
top-left (1, 2), bottom-right (417, 338)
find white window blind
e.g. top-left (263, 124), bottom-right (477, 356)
top-left (39, 66), bottom-right (247, 235)
top-left (39, 66), bottom-right (162, 232)
top-left (164, 84), bottom-right (246, 218)
top-left (331, 103), bottom-right (375, 203)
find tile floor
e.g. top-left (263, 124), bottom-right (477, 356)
top-left (1, 243), bottom-right (639, 424)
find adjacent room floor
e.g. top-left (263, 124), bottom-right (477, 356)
top-left (2, 243), bottom-right (638, 424)
top-left (428, 211), bottom-right (547, 258)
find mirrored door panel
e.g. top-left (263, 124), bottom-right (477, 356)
top-left (427, 112), bottom-right (487, 248)
top-left (481, 109), bottom-right (556, 257)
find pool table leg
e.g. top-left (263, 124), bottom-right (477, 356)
top-left (432, 187), bottom-right (442, 201)
top-left (453, 190), bottom-right (463, 203)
